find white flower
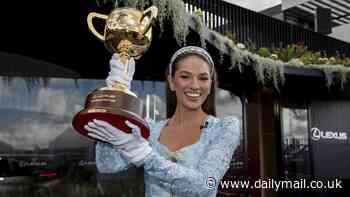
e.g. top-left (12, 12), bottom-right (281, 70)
top-left (270, 54), bottom-right (278, 59)
top-left (236, 43), bottom-right (246, 49)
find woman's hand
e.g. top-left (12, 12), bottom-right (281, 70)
top-left (106, 53), bottom-right (135, 89)
top-left (85, 119), bottom-right (151, 166)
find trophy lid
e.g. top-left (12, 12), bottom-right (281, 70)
top-left (103, 7), bottom-right (156, 57)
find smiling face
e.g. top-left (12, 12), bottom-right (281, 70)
top-left (168, 55), bottom-right (212, 112)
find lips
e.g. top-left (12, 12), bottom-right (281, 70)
top-left (184, 92), bottom-right (201, 100)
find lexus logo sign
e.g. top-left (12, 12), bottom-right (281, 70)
top-left (311, 127), bottom-right (348, 141)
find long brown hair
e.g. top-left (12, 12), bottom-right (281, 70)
top-left (165, 53), bottom-right (217, 118)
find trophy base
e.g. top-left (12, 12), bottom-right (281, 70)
top-left (72, 89), bottom-right (150, 141)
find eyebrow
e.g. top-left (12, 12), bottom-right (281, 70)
top-left (178, 70), bottom-right (210, 76)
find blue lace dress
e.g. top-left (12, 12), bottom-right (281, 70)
top-left (95, 115), bottom-right (240, 197)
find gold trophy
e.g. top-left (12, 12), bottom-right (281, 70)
top-left (72, 6), bottom-right (158, 140)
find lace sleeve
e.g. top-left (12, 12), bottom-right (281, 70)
top-left (143, 116), bottom-right (240, 196)
top-left (95, 142), bottom-right (131, 173)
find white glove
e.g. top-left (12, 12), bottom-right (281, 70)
top-left (85, 119), bottom-right (152, 166)
top-left (106, 53), bottom-right (135, 89)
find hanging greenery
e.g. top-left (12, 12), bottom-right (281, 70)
top-left (167, 0), bottom-right (189, 46)
top-left (93, 0), bottom-right (350, 90)
top-left (192, 9), bottom-right (206, 49)
top-left (219, 33), bottom-right (350, 89)
top-left (151, 0), bottom-right (170, 34)
top-left (228, 44), bottom-right (246, 73)
top-left (210, 31), bottom-right (226, 64)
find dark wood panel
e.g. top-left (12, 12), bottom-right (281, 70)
top-left (309, 100), bottom-right (350, 179)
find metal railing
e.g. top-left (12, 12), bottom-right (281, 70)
top-left (184, 0), bottom-right (350, 56)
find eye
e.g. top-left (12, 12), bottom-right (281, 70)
top-left (180, 75), bottom-right (189, 79)
top-left (200, 77), bottom-right (209, 81)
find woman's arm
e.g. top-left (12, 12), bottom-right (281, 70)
top-left (94, 53), bottom-right (136, 173)
top-left (143, 116), bottom-right (240, 196)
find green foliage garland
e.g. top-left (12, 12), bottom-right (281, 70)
top-left (93, 0), bottom-right (350, 90)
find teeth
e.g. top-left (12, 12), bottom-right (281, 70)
top-left (185, 92), bottom-right (200, 97)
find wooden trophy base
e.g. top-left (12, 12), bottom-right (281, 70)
top-left (72, 89), bottom-right (150, 141)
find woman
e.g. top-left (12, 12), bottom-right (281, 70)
top-left (85, 46), bottom-right (240, 196)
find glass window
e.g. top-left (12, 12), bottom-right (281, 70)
top-left (0, 77), bottom-right (165, 197)
top-left (281, 107), bottom-right (312, 179)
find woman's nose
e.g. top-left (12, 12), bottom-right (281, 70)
top-left (189, 78), bottom-right (200, 88)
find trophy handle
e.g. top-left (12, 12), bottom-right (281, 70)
top-left (87, 12), bottom-right (108, 41)
top-left (140, 6), bottom-right (158, 35)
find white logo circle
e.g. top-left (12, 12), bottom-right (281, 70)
top-left (311, 127), bottom-right (321, 141)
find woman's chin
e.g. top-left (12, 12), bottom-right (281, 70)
top-left (182, 102), bottom-right (203, 111)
